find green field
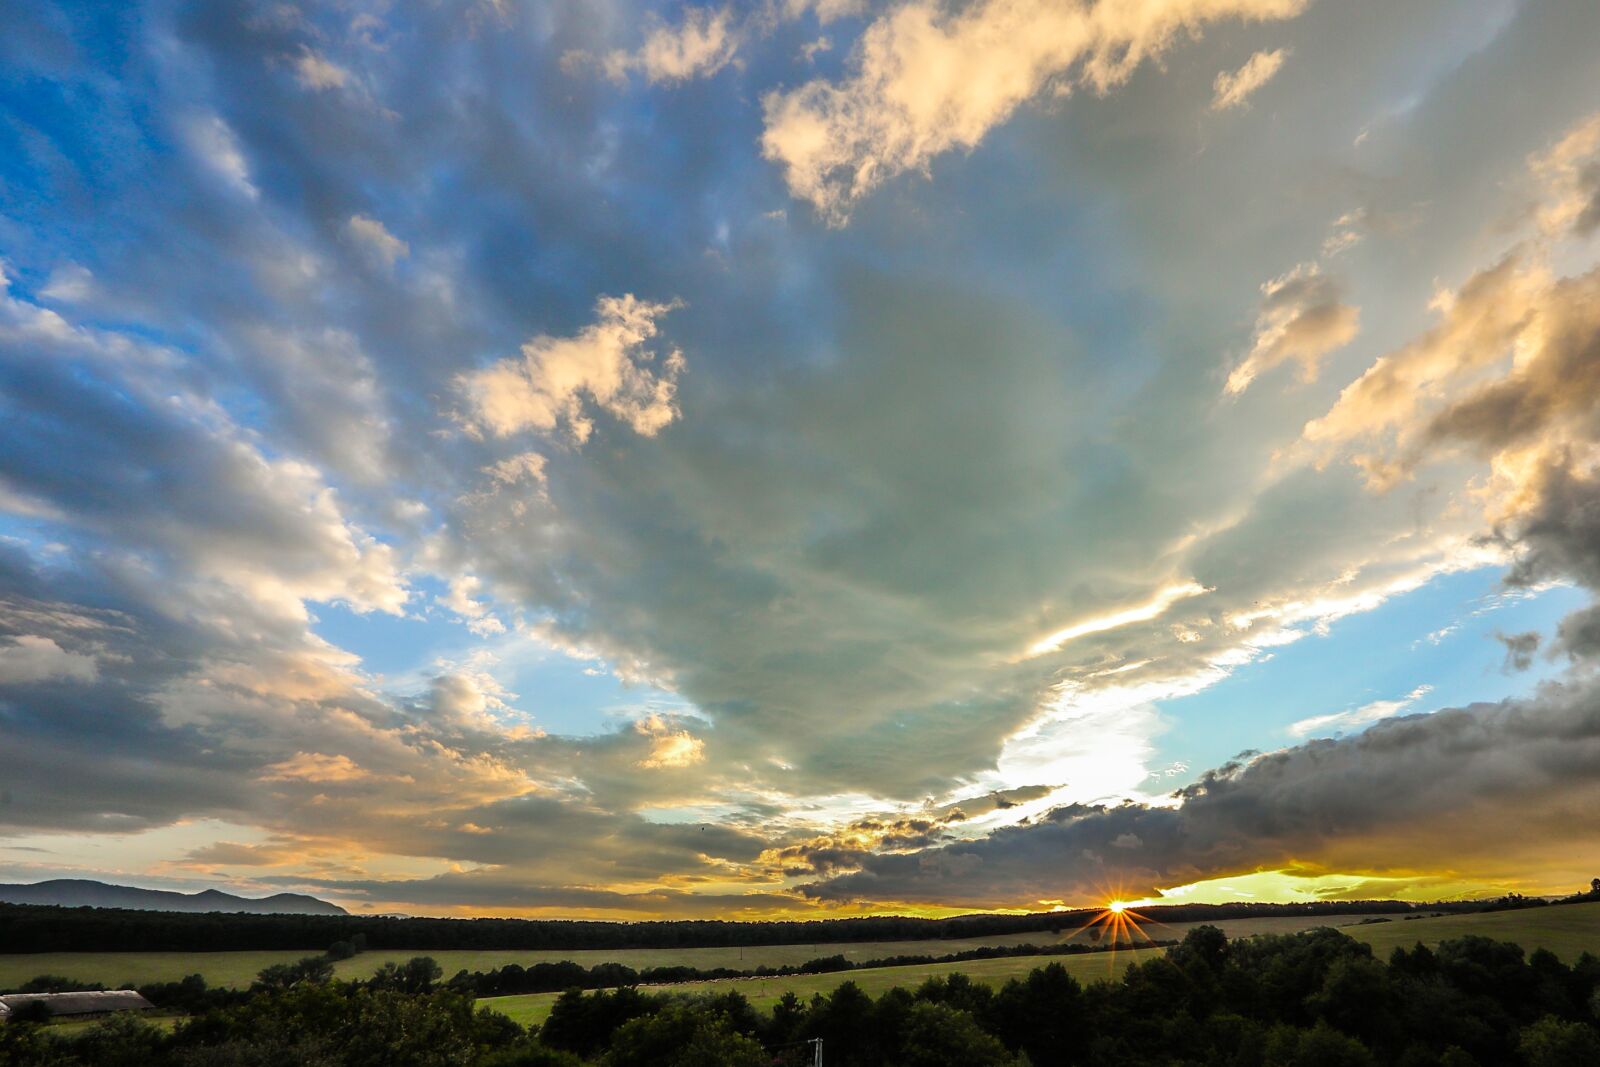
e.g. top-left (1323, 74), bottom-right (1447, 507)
top-left (1346, 901), bottom-right (1600, 962)
top-left (480, 947), bottom-right (1163, 1029)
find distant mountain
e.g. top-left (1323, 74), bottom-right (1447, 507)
top-left (0, 879), bottom-right (347, 915)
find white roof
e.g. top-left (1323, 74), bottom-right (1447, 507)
top-left (0, 991), bottom-right (154, 1016)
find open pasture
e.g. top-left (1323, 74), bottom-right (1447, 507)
top-left (1346, 900), bottom-right (1600, 962)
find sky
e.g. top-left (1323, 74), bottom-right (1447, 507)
top-left (2, 0), bottom-right (1600, 920)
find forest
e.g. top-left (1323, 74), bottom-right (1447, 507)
top-left (0, 898), bottom-right (1431, 954)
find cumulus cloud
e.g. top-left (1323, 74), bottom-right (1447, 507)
top-left (0, 634), bottom-right (98, 685)
top-left (292, 48), bottom-right (352, 91)
top-left (457, 295), bottom-right (686, 443)
top-left (345, 215), bottom-right (408, 270)
top-left (601, 7), bottom-right (740, 84)
top-left (1211, 47), bottom-right (1288, 110)
top-left (632, 715), bottom-right (708, 770)
top-left (1226, 264), bottom-right (1360, 394)
top-left (1301, 255), bottom-right (1545, 471)
top-left (1531, 112), bottom-right (1600, 238)
top-left (260, 752), bottom-right (371, 783)
top-left (785, 0), bottom-right (867, 23)
top-left (761, 0), bottom-right (1307, 222)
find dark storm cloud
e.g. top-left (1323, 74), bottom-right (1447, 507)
top-left (803, 677), bottom-right (1600, 907)
top-left (1497, 631), bottom-right (1541, 673)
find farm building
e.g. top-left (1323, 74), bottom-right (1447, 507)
top-left (0, 990), bottom-right (154, 1021)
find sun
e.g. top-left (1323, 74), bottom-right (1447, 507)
top-left (1108, 900), bottom-right (1127, 914)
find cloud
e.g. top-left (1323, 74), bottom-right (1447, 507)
top-left (1531, 112), bottom-right (1600, 238)
top-left (292, 48), bottom-right (352, 92)
top-left (345, 215), bottom-right (408, 270)
top-left (1497, 630), bottom-right (1540, 673)
top-left (634, 715), bottom-right (707, 769)
top-left (602, 7), bottom-right (740, 84)
top-left (260, 752), bottom-right (371, 783)
top-left (39, 264), bottom-right (95, 304)
top-left (443, 574), bottom-right (506, 636)
top-left (1226, 264), bottom-right (1360, 395)
top-left (7, 0), bottom-right (1600, 917)
top-left (1025, 580), bottom-right (1208, 657)
top-left (804, 676), bottom-right (1600, 907)
top-left (761, 0), bottom-right (1307, 222)
top-left (785, 0), bottom-right (866, 23)
top-left (0, 634), bottom-right (97, 685)
top-left (456, 295), bottom-right (686, 443)
top-left (1287, 684), bottom-right (1431, 738)
top-left (1300, 254), bottom-right (1544, 473)
top-left (1211, 47), bottom-right (1289, 110)
top-left (182, 114), bottom-right (258, 199)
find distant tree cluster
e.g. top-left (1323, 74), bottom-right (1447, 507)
top-left (5, 925), bottom-right (1600, 1065)
top-left (440, 940), bottom-right (1168, 999)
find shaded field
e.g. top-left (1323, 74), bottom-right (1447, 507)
top-left (480, 948), bottom-right (1162, 1029)
top-left (0, 911), bottom-right (1395, 991)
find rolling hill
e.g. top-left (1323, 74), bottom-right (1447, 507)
top-left (0, 879), bottom-right (345, 916)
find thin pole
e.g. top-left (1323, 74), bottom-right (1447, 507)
top-left (811, 1036), bottom-right (823, 1067)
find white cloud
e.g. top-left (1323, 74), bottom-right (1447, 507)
top-left (1226, 264), bottom-right (1360, 395)
top-left (39, 264), bottom-right (95, 304)
top-left (634, 715), bottom-right (707, 769)
top-left (1211, 47), bottom-right (1289, 110)
top-left (603, 7), bottom-right (740, 84)
top-left (184, 114), bottom-right (258, 199)
top-left (1289, 684), bottom-right (1432, 737)
top-left (785, 0), bottom-right (867, 23)
top-left (1530, 112), bottom-right (1600, 238)
top-left (261, 752), bottom-right (369, 783)
top-left (761, 0), bottom-right (1308, 223)
top-left (293, 49), bottom-right (352, 91)
top-left (444, 574), bottom-right (506, 636)
top-left (1025, 580), bottom-right (1209, 657)
top-left (0, 635), bottom-right (98, 685)
top-left (345, 215), bottom-right (409, 269)
top-left (457, 294), bottom-right (686, 443)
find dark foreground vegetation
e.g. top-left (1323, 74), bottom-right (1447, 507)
top-left (7, 924), bottom-right (1600, 1066)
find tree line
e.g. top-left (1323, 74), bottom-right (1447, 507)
top-left (0, 898), bottom-right (1426, 954)
top-left (5, 924), bottom-right (1600, 1065)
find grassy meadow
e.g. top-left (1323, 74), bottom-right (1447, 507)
top-left (1346, 900), bottom-right (1600, 961)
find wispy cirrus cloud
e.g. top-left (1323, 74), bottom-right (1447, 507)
top-left (1211, 47), bottom-right (1289, 110)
